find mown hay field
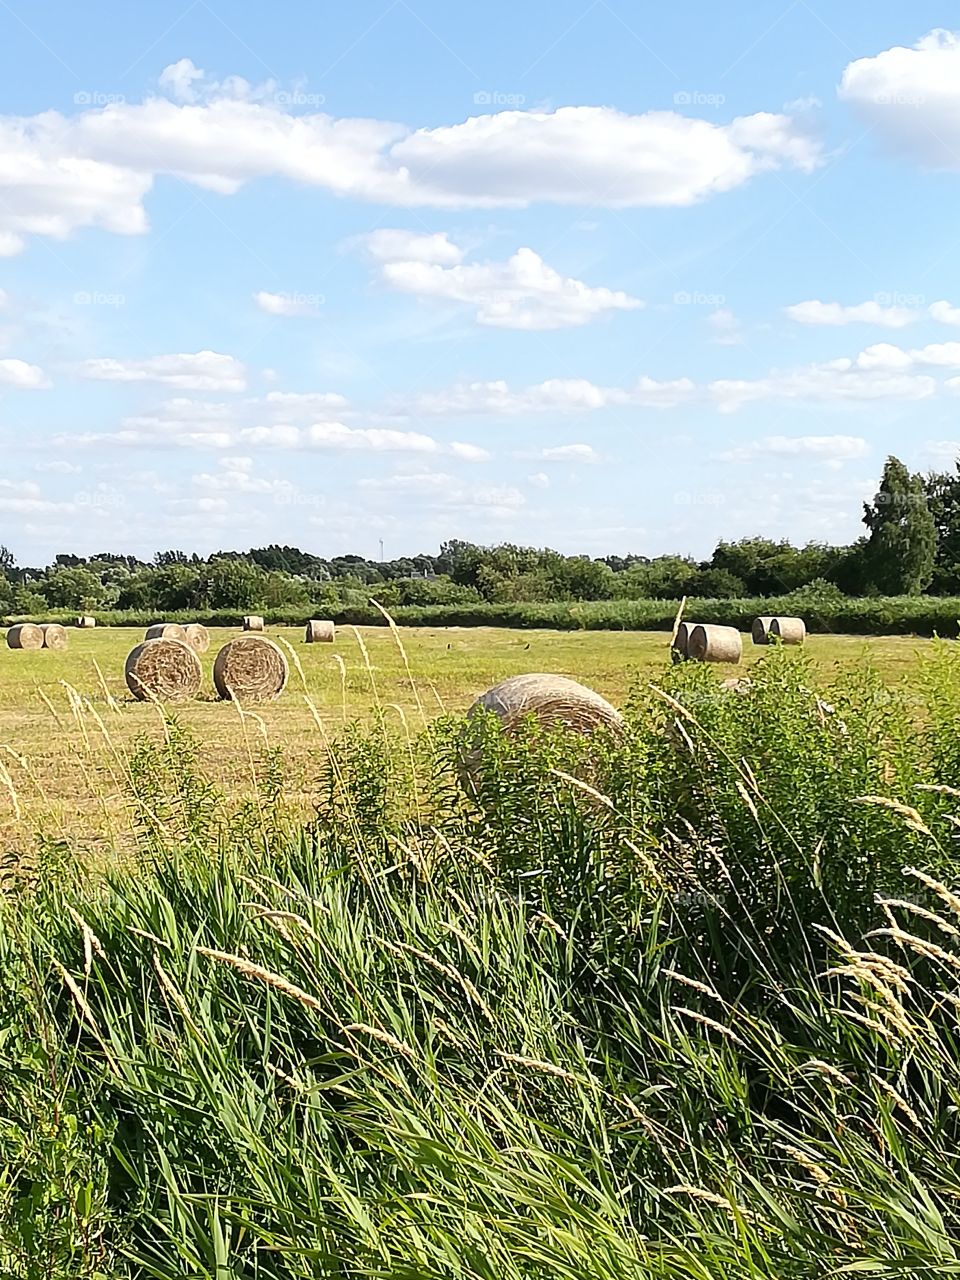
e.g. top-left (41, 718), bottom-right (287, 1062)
top-left (0, 623), bottom-right (935, 852)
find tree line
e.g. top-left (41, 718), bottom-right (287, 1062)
top-left (0, 455), bottom-right (952, 613)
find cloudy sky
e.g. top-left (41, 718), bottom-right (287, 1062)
top-left (1, 3), bottom-right (959, 563)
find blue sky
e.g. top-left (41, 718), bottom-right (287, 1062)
top-left (1, 1), bottom-right (959, 564)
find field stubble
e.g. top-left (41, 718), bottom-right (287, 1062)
top-left (0, 623), bottom-right (934, 852)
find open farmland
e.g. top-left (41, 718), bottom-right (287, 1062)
top-left (0, 623), bottom-right (939, 854)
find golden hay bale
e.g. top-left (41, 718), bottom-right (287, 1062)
top-left (182, 623), bottom-right (210, 654)
top-left (751, 616), bottom-right (775, 645)
top-left (687, 624), bottom-right (743, 665)
top-left (770, 616), bottom-right (806, 645)
top-left (6, 623), bottom-right (44, 650)
top-left (124, 639), bottom-right (202, 702)
top-left (242, 615), bottom-right (265, 632)
top-left (671, 620), bottom-right (701, 662)
top-left (469, 673), bottom-right (623, 736)
top-left (145, 622), bottom-right (187, 642)
top-left (213, 635), bottom-right (289, 703)
top-left (305, 619), bottom-right (335, 644)
top-left (76, 615), bottom-right (96, 628)
top-left (40, 623), bottom-right (68, 651)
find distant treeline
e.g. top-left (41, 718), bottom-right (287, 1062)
top-left (0, 454), bottom-right (957, 617)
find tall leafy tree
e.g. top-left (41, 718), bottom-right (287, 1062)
top-left (862, 456), bottom-right (937, 594)
top-left (924, 465), bottom-right (960, 593)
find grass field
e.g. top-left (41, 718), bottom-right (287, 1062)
top-left (0, 624), bottom-right (937, 853)
top-left (6, 632), bottom-right (960, 1276)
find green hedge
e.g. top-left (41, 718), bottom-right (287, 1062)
top-left (6, 595), bottom-right (960, 636)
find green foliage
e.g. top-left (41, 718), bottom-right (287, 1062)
top-left (863, 456), bottom-right (938, 594)
top-left (4, 651), bottom-right (960, 1274)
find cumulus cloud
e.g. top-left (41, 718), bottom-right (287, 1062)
top-left (930, 300), bottom-right (960, 326)
top-left (718, 434), bottom-right (870, 465)
top-left (360, 470), bottom-right (526, 515)
top-left (361, 231), bottom-right (640, 329)
top-left (449, 441), bottom-right (492, 462)
top-left (362, 229), bottom-right (462, 265)
top-left (76, 351), bottom-right (246, 391)
top-left (0, 76), bottom-right (823, 254)
top-left (0, 358), bottom-right (49, 388)
top-left (840, 30), bottom-right (960, 168)
top-left (412, 375), bottom-right (695, 415)
top-left (708, 307), bottom-right (743, 344)
top-left (785, 299), bottom-right (920, 328)
top-left (535, 444), bottom-right (599, 463)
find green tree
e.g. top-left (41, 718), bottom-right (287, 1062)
top-left (924, 465), bottom-right (960, 593)
top-left (39, 566), bottom-right (106, 610)
top-left (862, 456), bottom-right (937, 595)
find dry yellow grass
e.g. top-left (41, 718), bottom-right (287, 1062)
top-left (0, 624), bottom-right (933, 853)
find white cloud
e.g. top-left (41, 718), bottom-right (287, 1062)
top-left (536, 443), bottom-right (599, 463)
top-left (528, 472), bottom-right (550, 488)
top-left (785, 299), bottom-right (920, 328)
top-left (0, 86), bottom-right (823, 255)
top-left (76, 351), bottom-right (246, 391)
top-left (158, 57), bottom-right (206, 104)
top-left (839, 30), bottom-right (960, 168)
top-left (449, 441), bottom-right (492, 462)
top-left (708, 307), bottom-right (743, 344)
top-left (930, 300), bottom-right (960, 326)
top-left (359, 470), bottom-right (526, 515)
top-left (0, 358), bottom-right (48, 388)
top-left (253, 290), bottom-right (322, 317)
top-left (261, 390), bottom-right (350, 414)
top-left (390, 106), bottom-right (821, 207)
top-left (923, 440), bottom-right (960, 464)
top-left (0, 478), bottom-right (74, 514)
top-left (35, 460), bottom-right (81, 474)
top-left (363, 232), bottom-right (641, 330)
top-left (412, 375), bottom-right (694, 415)
top-left (361, 229), bottom-right (463, 265)
top-left (718, 434), bottom-right (871, 466)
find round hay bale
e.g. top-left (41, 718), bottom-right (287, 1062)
top-left (305, 619), bottom-right (335, 644)
top-left (182, 623), bottom-right (210, 654)
top-left (125, 639), bottom-right (202, 702)
top-left (671, 620), bottom-right (701, 662)
top-left (6, 623), bottom-right (44, 650)
top-left (145, 622), bottom-right (187, 643)
top-left (242, 615), bottom-right (265, 632)
top-left (751, 616), bottom-right (775, 646)
top-left (213, 635), bottom-right (288, 703)
top-left (76, 615), bottom-right (96, 629)
top-left (40, 623), bottom-right (68, 651)
top-left (687, 624), bottom-right (743, 665)
top-left (770, 616), bottom-right (806, 645)
top-left (469, 673), bottom-right (623, 736)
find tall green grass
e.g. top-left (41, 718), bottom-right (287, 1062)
top-left (5, 645), bottom-right (960, 1276)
